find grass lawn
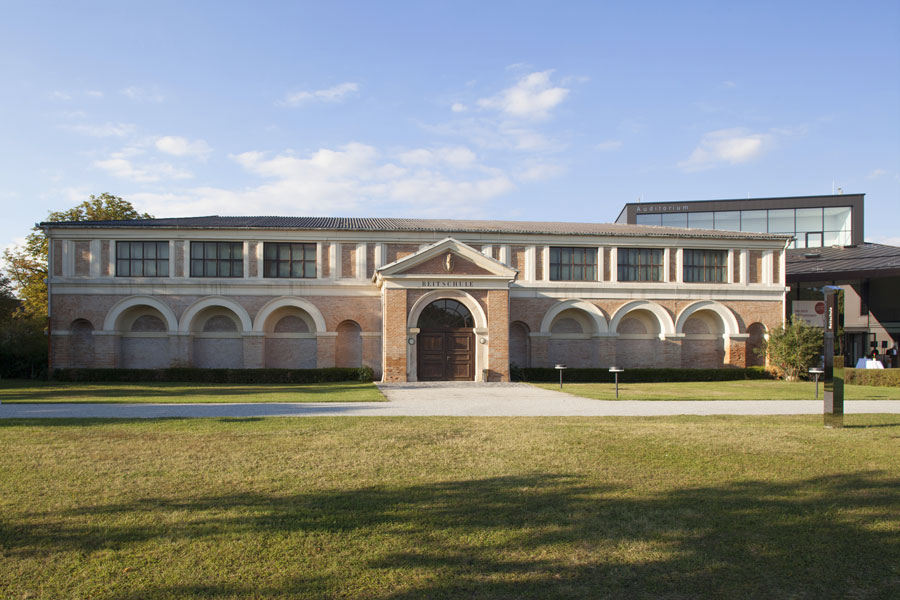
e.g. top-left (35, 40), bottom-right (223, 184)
top-left (535, 379), bottom-right (900, 401)
top-left (1, 415), bottom-right (898, 599)
top-left (0, 380), bottom-right (386, 403)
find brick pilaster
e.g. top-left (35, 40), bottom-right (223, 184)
top-left (487, 290), bottom-right (510, 381)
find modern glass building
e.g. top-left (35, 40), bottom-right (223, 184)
top-left (616, 193), bottom-right (899, 367)
top-left (616, 194), bottom-right (863, 249)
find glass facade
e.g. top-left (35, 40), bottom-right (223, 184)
top-left (636, 206), bottom-right (852, 248)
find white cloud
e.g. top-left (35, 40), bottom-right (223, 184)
top-left (422, 118), bottom-right (560, 153)
top-left (128, 142), bottom-right (515, 218)
top-left (279, 82), bottom-right (359, 107)
top-left (85, 90), bottom-right (104, 98)
top-left (722, 80), bottom-right (737, 88)
top-left (477, 70), bottom-right (569, 120)
top-left (64, 122), bottom-right (137, 137)
top-left (49, 90), bottom-right (72, 100)
top-left (868, 168), bottom-right (889, 179)
top-left (451, 102), bottom-right (467, 113)
top-left (95, 152), bottom-right (192, 183)
top-left (595, 140), bottom-right (623, 151)
top-left (155, 136), bottom-right (212, 158)
top-left (516, 162), bottom-right (566, 182)
top-left (678, 128), bottom-right (772, 171)
top-left (397, 146), bottom-right (477, 168)
top-left (120, 86), bottom-right (165, 103)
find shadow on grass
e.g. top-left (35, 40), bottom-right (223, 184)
top-left (0, 381), bottom-right (377, 402)
top-left (4, 472), bottom-right (899, 598)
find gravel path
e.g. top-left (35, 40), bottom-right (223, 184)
top-left (1, 382), bottom-right (899, 418)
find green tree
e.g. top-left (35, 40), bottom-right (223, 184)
top-left (2, 193), bottom-right (151, 320)
top-left (758, 316), bottom-right (824, 381)
top-left (0, 273), bottom-right (19, 320)
top-left (0, 274), bottom-right (47, 378)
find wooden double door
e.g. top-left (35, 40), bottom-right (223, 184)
top-left (417, 330), bottom-right (476, 381)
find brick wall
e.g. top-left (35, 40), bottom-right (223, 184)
top-left (749, 250), bottom-right (762, 283)
top-left (341, 244), bottom-right (356, 279)
top-left (321, 243), bottom-right (331, 278)
top-left (510, 246), bottom-right (526, 271)
top-left (366, 245), bottom-right (376, 278)
top-left (248, 242), bottom-right (258, 278)
top-left (487, 290), bottom-right (509, 381)
top-left (100, 241), bottom-right (110, 276)
top-left (382, 288), bottom-right (407, 382)
top-left (386, 244), bottom-right (420, 264)
top-left (73, 241), bottom-right (90, 276)
top-left (52, 240), bottom-right (63, 276)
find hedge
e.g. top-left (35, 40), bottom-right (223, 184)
top-left (510, 366), bottom-right (774, 383)
top-left (51, 366), bottom-right (375, 384)
top-left (843, 368), bottom-right (900, 388)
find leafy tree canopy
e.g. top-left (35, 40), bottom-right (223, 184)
top-left (2, 193), bottom-right (152, 320)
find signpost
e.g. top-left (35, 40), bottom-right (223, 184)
top-left (823, 287), bottom-right (844, 428)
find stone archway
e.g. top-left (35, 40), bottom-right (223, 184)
top-left (416, 299), bottom-right (476, 381)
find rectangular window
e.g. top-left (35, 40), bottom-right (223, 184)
top-left (768, 208), bottom-right (795, 234)
top-left (635, 213), bottom-right (662, 226)
top-left (190, 242), bottom-right (243, 277)
top-left (661, 212), bottom-right (687, 227)
top-left (714, 211), bottom-right (740, 231)
top-left (549, 247), bottom-right (597, 281)
top-left (263, 242), bottom-right (316, 278)
top-left (688, 212), bottom-right (714, 229)
top-left (116, 241), bottom-right (169, 277)
top-left (740, 210), bottom-right (767, 233)
top-left (683, 249), bottom-right (727, 283)
top-left (617, 248), bottom-right (664, 281)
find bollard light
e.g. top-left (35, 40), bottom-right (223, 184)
top-left (555, 364), bottom-right (567, 389)
top-left (609, 367), bottom-right (624, 399)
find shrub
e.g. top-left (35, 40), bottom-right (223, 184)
top-left (843, 368), bottom-right (900, 387)
top-left (758, 316), bottom-right (823, 381)
top-left (51, 367), bottom-right (372, 384)
top-left (511, 366), bottom-right (773, 383)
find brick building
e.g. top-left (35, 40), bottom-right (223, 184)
top-left (43, 216), bottom-right (790, 381)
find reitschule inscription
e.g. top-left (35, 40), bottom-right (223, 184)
top-left (421, 280), bottom-right (474, 287)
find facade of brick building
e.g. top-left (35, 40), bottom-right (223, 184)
top-left (43, 217), bottom-right (790, 381)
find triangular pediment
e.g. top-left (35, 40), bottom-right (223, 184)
top-left (375, 238), bottom-right (518, 281)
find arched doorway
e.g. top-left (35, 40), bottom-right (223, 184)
top-left (417, 299), bottom-right (476, 381)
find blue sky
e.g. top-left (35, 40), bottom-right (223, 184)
top-left (2, 0), bottom-right (898, 258)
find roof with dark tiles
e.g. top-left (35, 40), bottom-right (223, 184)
top-left (41, 215), bottom-right (791, 241)
top-left (787, 243), bottom-right (900, 281)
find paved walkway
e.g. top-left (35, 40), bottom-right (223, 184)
top-left (2, 382), bottom-right (899, 418)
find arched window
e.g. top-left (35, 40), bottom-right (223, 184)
top-left (417, 299), bottom-right (474, 330)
